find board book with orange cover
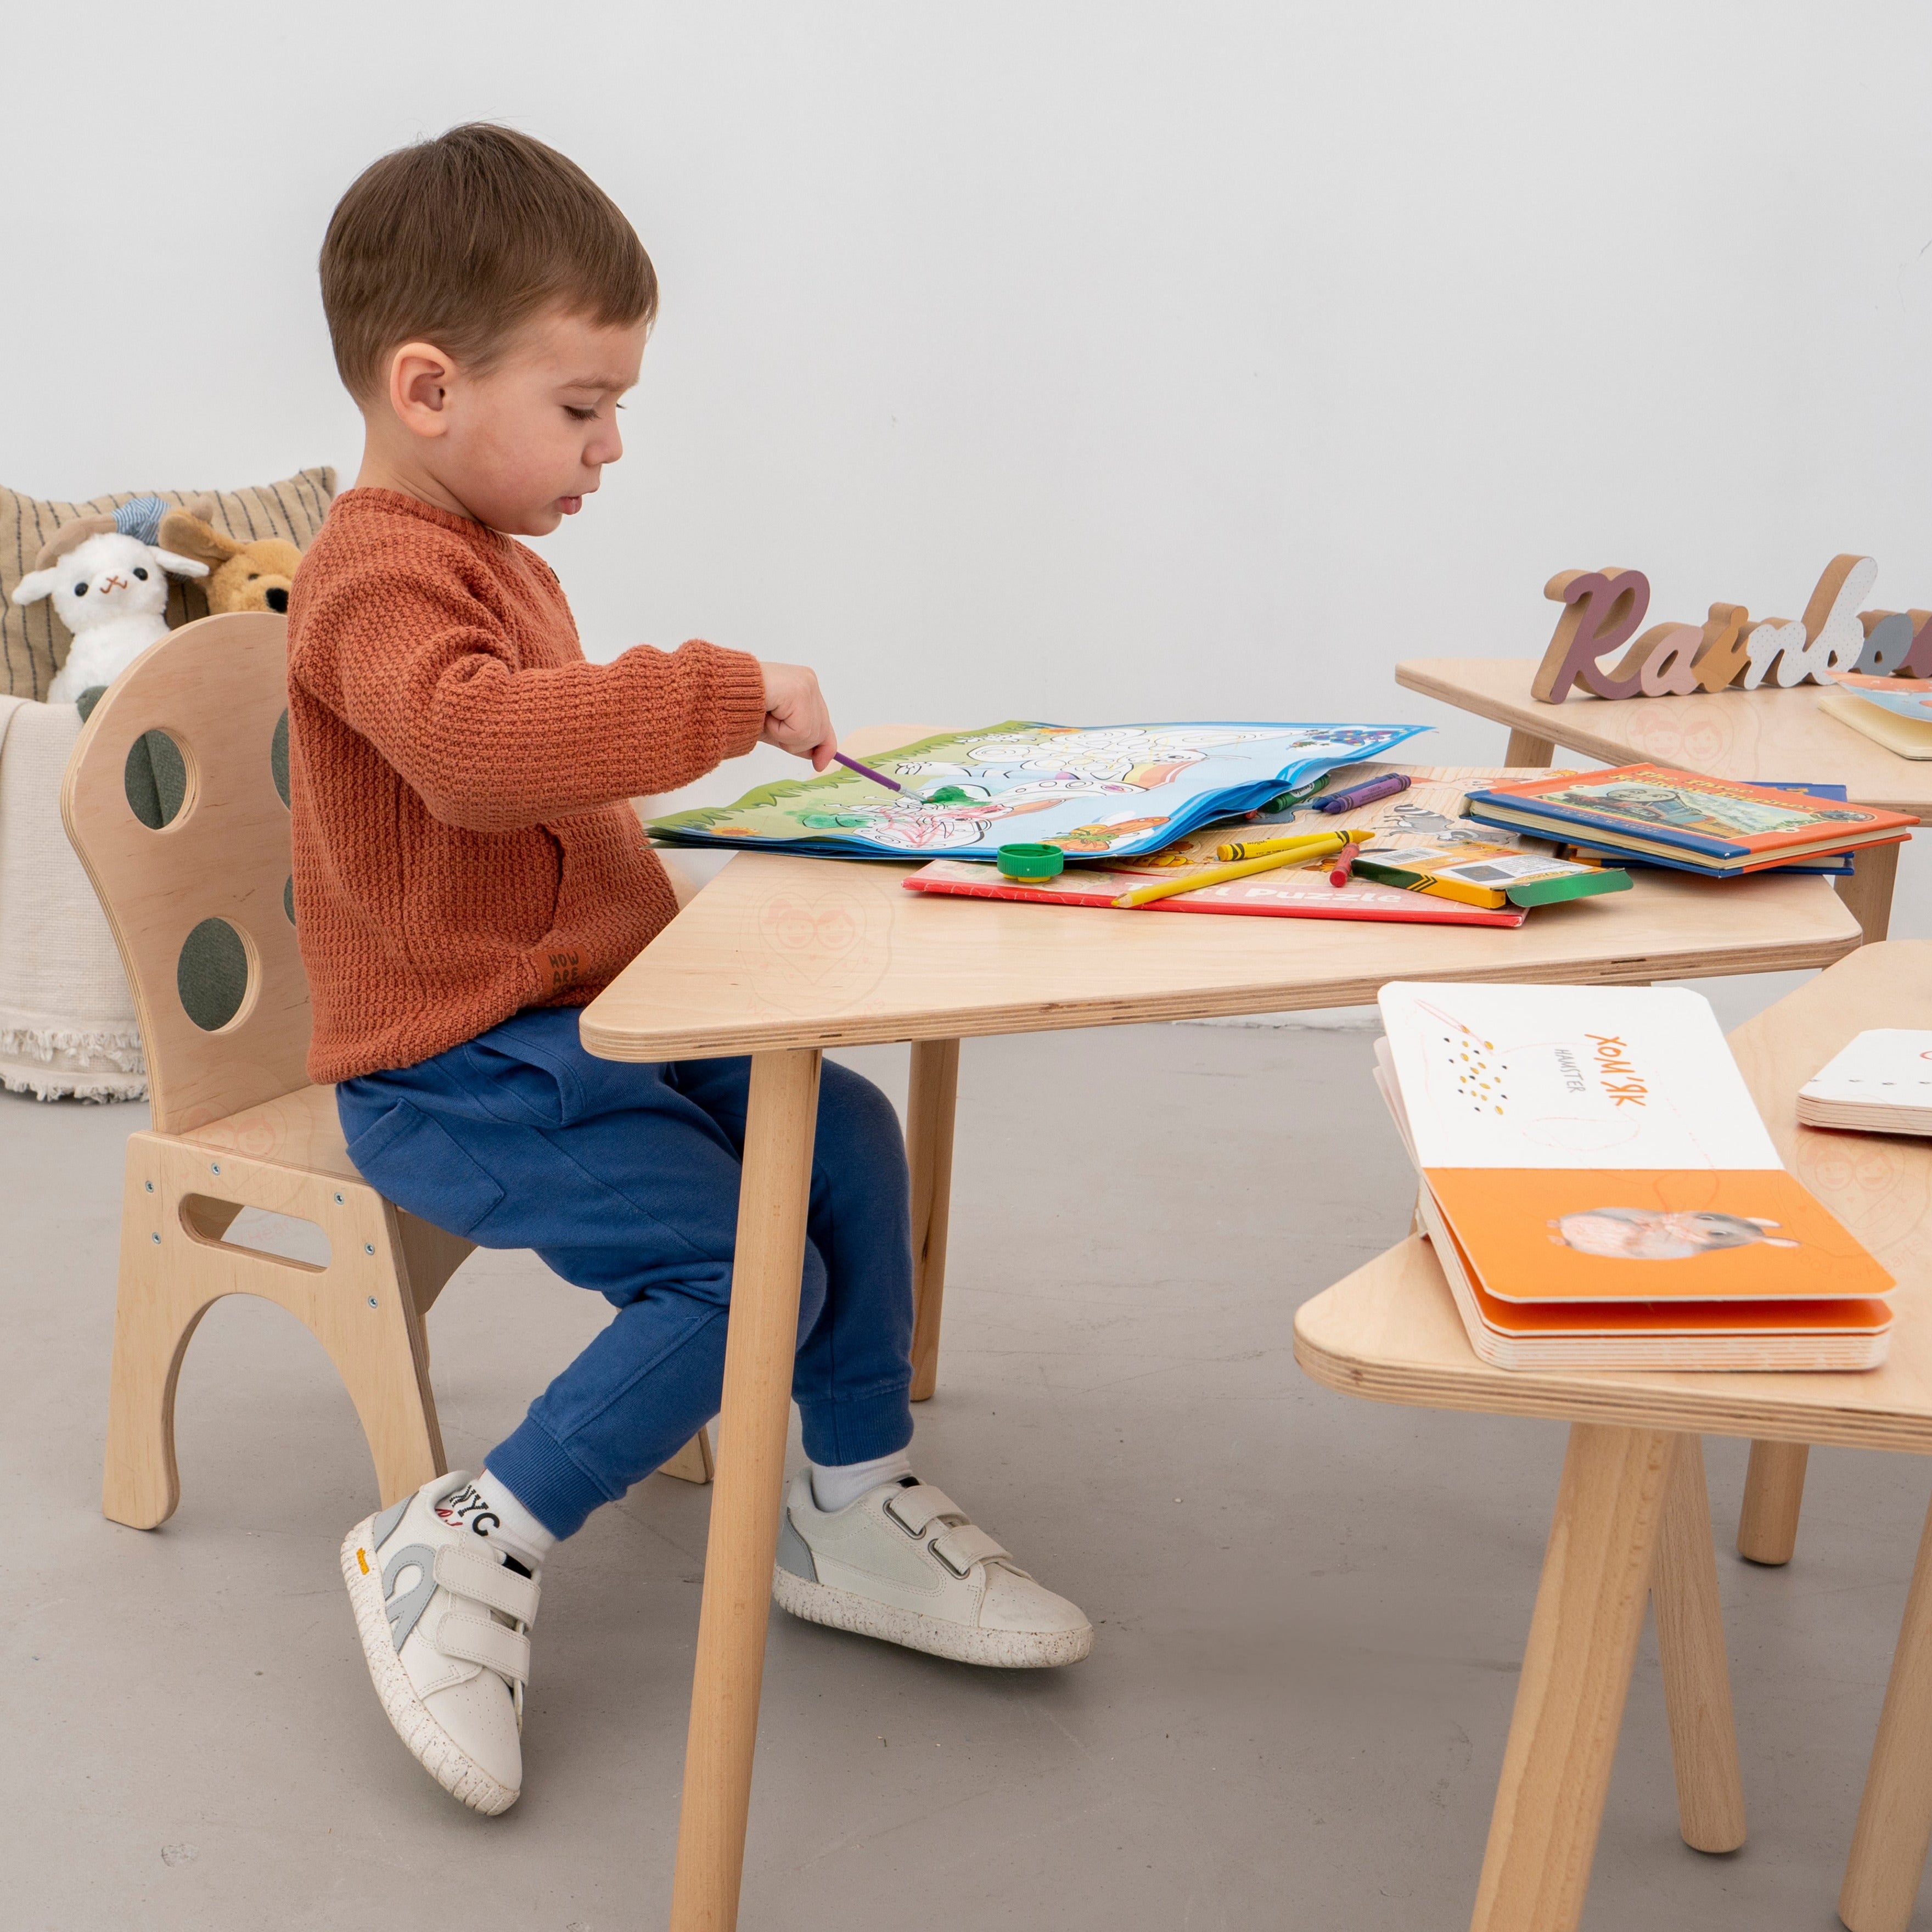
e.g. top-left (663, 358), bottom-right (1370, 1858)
top-left (1374, 981), bottom-right (1894, 1370)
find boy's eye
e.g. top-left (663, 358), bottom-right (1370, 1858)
top-left (565, 405), bottom-right (598, 422)
top-left (132, 566), bottom-right (149, 581)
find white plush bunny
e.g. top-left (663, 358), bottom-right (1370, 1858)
top-left (12, 497), bottom-right (209, 704)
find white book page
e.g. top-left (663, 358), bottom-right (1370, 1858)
top-left (1377, 981), bottom-right (1780, 1171)
top-left (1801, 1030), bottom-right (1932, 1103)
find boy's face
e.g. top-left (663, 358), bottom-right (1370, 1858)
top-left (378, 307), bottom-right (651, 536)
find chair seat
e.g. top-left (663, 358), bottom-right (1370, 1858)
top-left (176, 1081), bottom-right (360, 1183)
top-left (1294, 1234), bottom-right (1932, 1454)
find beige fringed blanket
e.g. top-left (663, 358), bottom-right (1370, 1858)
top-left (0, 695), bottom-right (144, 1099)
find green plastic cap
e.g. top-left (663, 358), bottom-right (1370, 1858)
top-left (997, 841), bottom-right (1066, 880)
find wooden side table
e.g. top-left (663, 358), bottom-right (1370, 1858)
top-left (1296, 941), bottom-right (1932, 1932)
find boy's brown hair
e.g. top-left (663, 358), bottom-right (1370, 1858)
top-left (320, 123), bottom-right (657, 400)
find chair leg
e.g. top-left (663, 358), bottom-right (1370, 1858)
top-left (907, 1037), bottom-right (960, 1403)
top-left (103, 1133), bottom-right (446, 1525)
top-left (1839, 1487), bottom-right (1932, 1932)
top-left (1471, 1423), bottom-right (1678, 1932)
top-left (659, 1425), bottom-right (715, 1485)
top-left (1652, 1435), bottom-right (1746, 1853)
top-left (103, 1139), bottom-right (217, 1529)
top-left (1738, 1440), bottom-right (1810, 1566)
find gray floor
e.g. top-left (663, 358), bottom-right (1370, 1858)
top-left (7, 1017), bottom-right (1930, 1931)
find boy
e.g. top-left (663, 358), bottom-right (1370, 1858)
top-left (295, 124), bottom-right (1091, 1818)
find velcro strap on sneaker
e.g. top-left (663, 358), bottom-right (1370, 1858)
top-left (434, 1543), bottom-right (540, 1625)
top-left (436, 1611), bottom-right (532, 1685)
top-left (883, 1483), bottom-right (963, 1537)
top-left (929, 1524), bottom-right (1009, 1578)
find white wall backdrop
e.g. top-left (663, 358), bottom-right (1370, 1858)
top-left (5, 1), bottom-right (1930, 930)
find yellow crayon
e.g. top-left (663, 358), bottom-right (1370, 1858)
top-left (1215, 829), bottom-right (1353, 863)
top-left (1113, 828), bottom-right (1364, 908)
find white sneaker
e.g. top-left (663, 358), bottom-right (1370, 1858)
top-left (773, 1471), bottom-right (1093, 1668)
top-left (340, 1471), bottom-right (541, 1815)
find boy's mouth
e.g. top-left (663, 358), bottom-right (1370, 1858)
top-left (558, 496), bottom-right (583, 515)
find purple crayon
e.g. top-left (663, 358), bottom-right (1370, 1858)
top-left (1315, 771), bottom-right (1411, 815)
top-left (832, 751), bottom-right (904, 791)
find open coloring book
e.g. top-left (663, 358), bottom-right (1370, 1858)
top-left (647, 720), bottom-right (1428, 861)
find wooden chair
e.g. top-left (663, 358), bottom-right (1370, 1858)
top-left (1293, 941), bottom-right (1932, 1932)
top-left (64, 611), bottom-right (710, 1530)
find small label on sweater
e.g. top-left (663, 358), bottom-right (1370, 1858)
top-left (545, 948), bottom-right (582, 992)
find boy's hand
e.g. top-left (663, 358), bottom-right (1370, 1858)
top-left (759, 660), bottom-right (837, 771)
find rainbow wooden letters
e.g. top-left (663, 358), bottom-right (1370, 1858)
top-left (1533, 553), bottom-right (1931, 704)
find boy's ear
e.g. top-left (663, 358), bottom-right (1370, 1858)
top-left (151, 548), bottom-right (211, 581)
top-left (12, 568), bottom-right (57, 606)
top-left (389, 340), bottom-right (457, 439)
top-left (158, 508), bottom-right (237, 567)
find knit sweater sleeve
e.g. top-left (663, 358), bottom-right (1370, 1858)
top-left (302, 553), bottom-right (767, 833)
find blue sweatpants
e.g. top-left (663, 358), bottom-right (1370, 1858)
top-left (336, 1009), bottom-right (916, 1540)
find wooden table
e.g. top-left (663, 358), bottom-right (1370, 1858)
top-left (577, 759), bottom-right (1863, 1931)
top-left (1394, 658), bottom-right (1929, 943)
top-left (1295, 941), bottom-right (1932, 1932)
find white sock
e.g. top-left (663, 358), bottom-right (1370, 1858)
top-left (810, 1448), bottom-right (914, 1513)
top-left (435, 1470), bottom-right (557, 1571)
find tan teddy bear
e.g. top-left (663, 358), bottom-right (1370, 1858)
top-left (158, 496), bottom-right (303, 615)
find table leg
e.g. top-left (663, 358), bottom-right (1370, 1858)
top-left (1470, 1423), bottom-right (1677, 1932)
top-left (1837, 837), bottom-right (1900, 944)
top-left (907, 1038), bottom-right (960, 1403)
top-left (1652, 1435), bottom-right (1746, 1853)
top-left (669, 1047), bottom-right (822, 1932)
top-left (1737, 1440), bottom-right (1809, 1566)
top-left (1839, 1488), bottom-right (1932, 1932)
top-left (1503, 729), bottom-right (1557, 767)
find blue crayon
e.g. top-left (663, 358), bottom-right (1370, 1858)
top-left (1316, 771), bottom-right (1411, 815)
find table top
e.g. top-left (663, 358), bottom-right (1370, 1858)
top-left (583, 761), bottom-right (1861, 1062)
top-left (1397, 656), bottom-right (1932, 815)
top-left (1295, 940), bottom-right (1932, 1451)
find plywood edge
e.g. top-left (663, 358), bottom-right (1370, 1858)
top-left (577, 925), bottom-right (1862, 1062)
top-left (1293, 1242), bottom-right (1932, 1454)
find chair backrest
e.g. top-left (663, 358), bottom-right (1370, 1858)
top-left (63, 612), bottom-right (310, 1133)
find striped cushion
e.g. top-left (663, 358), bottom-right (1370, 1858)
top-left (1, 468), bottom-right (336, 700)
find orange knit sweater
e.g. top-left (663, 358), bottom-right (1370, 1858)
top-left (287, 488), bottom-right (766, 1083)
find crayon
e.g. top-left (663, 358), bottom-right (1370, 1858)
top-left (1315, 771), bottom-right (1410, 815)
top-left (832, 751), bottom-right (903, 791)
top-left (1214, 829), bottom-right (1349, 863)
top-left (1328, 841), bottom-right (1361, 887)
top-left (1113, 829), bottom-right (1365, 908)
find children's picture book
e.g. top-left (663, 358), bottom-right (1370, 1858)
top-left (901, 767), bottom-right (1624, 926)
top-left (1820, 689), bottom-right (1932, 759)
top-left (1826, 673), bottom-right (1932, 724)
top-left (1376, 981), bottom-right (1895, 1313)
top-left (1558, 782), bottom-right (1856, 877)
top-left (1462, 765), bottom-right (1915, 874)
top-left (1798, 1030), bottom-right (1932, 1137)
top-left (647, 720), bottom-right (1427, 861)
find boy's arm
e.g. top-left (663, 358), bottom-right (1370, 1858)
top-left (313, 568), bottom-right (768, 832)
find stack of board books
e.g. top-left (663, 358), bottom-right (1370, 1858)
top-left (903, 767), bottom-right (1628, 928)
top-left (1798, 1031), bottom-right (1932, 1136)
top-left (1461, 765), bottom-right (1916, 877)
top-left (1375, 981), bottom-right (1895, 1370)
top-left (1821, 673), bottom-right (1932, 760)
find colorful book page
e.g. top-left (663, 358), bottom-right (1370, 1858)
top-left (648, 720), bottom-right (1427, 862)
